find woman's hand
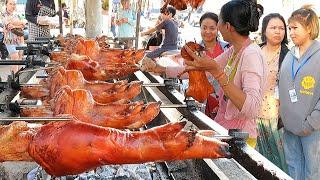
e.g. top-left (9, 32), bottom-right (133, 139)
top-left (122, 18), bottom-right (128, 23)
top-left (116, 18), bottom-right (128, 25)
top-left (115, 19), bottom-right (122, 25)
top-left (183, 45), bottom-right (222, 75)
top-left (140, 57), bottom-right (165, 74)
top-left (7, 23), bottom-right (14, 30)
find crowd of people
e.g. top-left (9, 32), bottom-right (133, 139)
top-left (0, 0), bottom-right (58, 60)
top-left (140, 1), bottom-right (320, 180)
top-left (1, 0), bottom-right (320, 179)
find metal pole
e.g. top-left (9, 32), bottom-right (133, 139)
top-left (135, 0), bottom-right (142, 49)
top-left (70, 0), bottom-right (75, 34)
top-left (0, 117), bottom-right (71, 122)
top-left (58, 0), bottom-right (63, 35)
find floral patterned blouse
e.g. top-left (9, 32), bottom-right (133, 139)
top-left (1, 11), bottom-right (24, 45)
top-left (258, 49), bottom-right (280, 120)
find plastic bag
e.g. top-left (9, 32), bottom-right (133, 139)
top-left (11, 28), bottom-right (24, 36)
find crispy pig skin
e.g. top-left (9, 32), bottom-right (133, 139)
top-left (181, 42), bottom-right (214, 102)
top-left (28, 120), bottom-right (229, 177)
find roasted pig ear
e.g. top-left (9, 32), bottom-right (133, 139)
top-left (28, 120), bottom-right (229, 177)
top-left (52, 85), bottom-right (74, 115)
top-left (49, 69), bottom-right (68, 99)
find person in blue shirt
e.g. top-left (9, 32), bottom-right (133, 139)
top-left (140, 5), bottom-right (178, 65)
top-left (115, 0), bottom-right (136, 48)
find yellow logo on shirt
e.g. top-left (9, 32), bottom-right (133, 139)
top-left (300, 76), bottom-right (315, 96)
top-left (301, 76), bottom-right (315, 90)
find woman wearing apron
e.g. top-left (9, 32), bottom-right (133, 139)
top-left (25, 0), bottom-right (56, 41)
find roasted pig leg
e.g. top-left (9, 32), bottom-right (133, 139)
top-left (21, 86), bottom-right (160, 129)
top-left (28, 120), bottom-right (229, 177)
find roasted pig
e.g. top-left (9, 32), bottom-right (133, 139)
top-left (28, 120), bottom-right (229, 176)
top-left (161, 0), bottom-right (205, 11)
top-left (21, 86), bottom-right (160, 129)
top-left (65, 55), bottom-right (139, 81)
top-left (0, 119), bottom-right (229, 176)
top-left (21, 67), bottom-right (141, 104)
top-left (96, 35), bottom-right (111, 49)
top-left (180, 42), bottom-right (214, 102)
top-left (51, 36), bottom-right (145, 65)
top-left (189, 0), bottom-right (205, 9)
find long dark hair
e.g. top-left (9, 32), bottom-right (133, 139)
top-left (261, 13), bottom-right (288, 45)
top-left (220, 0), bottom-right (264, 36)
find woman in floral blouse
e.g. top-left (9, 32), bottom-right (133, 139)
top-left (256, 13), bottom-right (289, 172)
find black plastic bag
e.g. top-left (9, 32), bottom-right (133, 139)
top-left (146, 31), bottom-right (163, 50)
top-left (11, 28), bottom-right (24, 37)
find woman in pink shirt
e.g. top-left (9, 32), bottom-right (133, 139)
top-left (184, 0), bottom-right (267, 147)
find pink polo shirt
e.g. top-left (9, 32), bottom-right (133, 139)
top-left (214, 44), bottom-right (267, 138)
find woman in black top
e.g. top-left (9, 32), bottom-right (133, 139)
top-left (25, 0), bottom-right (55, 40)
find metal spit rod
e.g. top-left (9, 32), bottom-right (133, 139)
top-left (19, 84), bottom-right (43, 87)
top-left (17, 65), bottom-right (60, 75)
top-left (0, 60), bottom-right (60, 66)
top-left (15, 103), bottom-right (189, 109)
top-left (0, 60), bottom-right (30, 65)
top-left (0, 117), bottom-right (71, 122)
top-left (142, 83), bottom-right (178, 87)
top-left (25, 40), bottom-right (51, 44)
top-left (159, 104), bottom-right (188, 108)
top-left (18, 105), bottom-right (51, 108)
top-left (19, 82), bottom-right (178, 88)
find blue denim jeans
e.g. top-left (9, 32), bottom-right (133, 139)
top-left (283, 129), bottom-right (320, 180)
top-left (146, 45), bottom-right (177, 59)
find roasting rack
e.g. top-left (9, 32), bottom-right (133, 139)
top-left (0, 66), bottom-right (58, 93)
top-left (16, 37), bottom-right (62, 56)
top-left (143, 78), bottom-right (180, 90)
top-left (0, 55), bottom-right (57, 68)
